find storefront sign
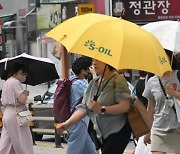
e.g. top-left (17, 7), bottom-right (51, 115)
top-left (78, 4), bottom-right (95, 15)
top-left (112, 0), bottom-right (180, 21)
top-left (61, 3), bottom-right (78, 22)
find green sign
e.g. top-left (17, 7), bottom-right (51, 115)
top-left (84, 40), bottom-right (112, 56)
top-left (158, 56), bottom-right (167, 64)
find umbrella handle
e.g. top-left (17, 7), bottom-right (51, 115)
top-left (93, 95), bottom-right (98, 101)
top-left (4, 58), bottom-right (9, 70)
top-left (95, 64), bottom-right (107, 98)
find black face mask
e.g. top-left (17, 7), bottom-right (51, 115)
top-left (85, 72), bottom-right (93, 83)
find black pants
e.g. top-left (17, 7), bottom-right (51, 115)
top-left (88, 120), bottom-right (101, 150)
top-left (101, 122), bottom-right (131, 154)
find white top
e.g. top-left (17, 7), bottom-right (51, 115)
top-left (1, 77), bottom-right (24, 106)
top-left (143, 71), bottom-right (180, 131)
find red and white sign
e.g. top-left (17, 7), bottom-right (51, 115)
top-left (19, 9), bottom-right (26, 16)
top-left (112, 0), bottom-right (180, 21)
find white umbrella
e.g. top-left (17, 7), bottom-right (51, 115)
top-left (142, 20), bottom-right (180, 52)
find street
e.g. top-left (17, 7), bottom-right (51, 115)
top-left (27, 84), bottom-right (136, 154)
top-left (33, 135), bottom-right (67, 154)
top-left (33, 135), bottom-right (135, 154)
top-left (0, 81), bottom-right (136, 154)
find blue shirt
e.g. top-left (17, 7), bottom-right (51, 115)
top-left (69, 75), bottom-right (88, 110)
top-left (69, 75), bottom-right (89, 126)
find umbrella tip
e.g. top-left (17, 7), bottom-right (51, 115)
top-left (60, 35), bottom-right (67, 42)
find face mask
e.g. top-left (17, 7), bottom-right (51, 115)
top-left (85, 72), bottom-right (93, 83)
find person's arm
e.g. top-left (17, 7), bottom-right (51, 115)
top-left (17, 90), bottom-right (29, 104)
top-left (88, 99), bottom-right (130, 114)
top-left (56, 109), bottom-right (86, 134)
top-left (166, 83), bottom-right (180, 99)
top-left (144, 99), bottom-right (155, 145)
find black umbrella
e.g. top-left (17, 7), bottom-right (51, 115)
top-left (0, 53), bottom-right (59, 86)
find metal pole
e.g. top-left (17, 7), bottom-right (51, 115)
top-left (24, 8), bottom-right (36, 54)
top-left (61, 46), bottom-right (68, 79)
top-left (28, 103), bottom-right (36, 145)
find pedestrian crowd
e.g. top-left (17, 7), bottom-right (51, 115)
top-left (0, 50), bottom-right (180, 154)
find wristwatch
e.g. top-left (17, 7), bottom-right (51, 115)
top-left (101, 106), bottom-right (106, 114)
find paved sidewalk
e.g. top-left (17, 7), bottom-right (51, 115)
top-left (33, 142), bottom-right (67, 154)
top-left (33, 135), bottom-right (135, 154)
top-left (33, 141), bottom-right (135, 154)
top-left (26, 84), bottom-right (136, 154)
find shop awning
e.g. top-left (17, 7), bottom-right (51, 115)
top-left (0, 14), bottom-right (16, 25)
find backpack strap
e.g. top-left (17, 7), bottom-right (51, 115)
top-left (71, 78), bottom-right (80, 84)
top-left (70, 97), bottom-right (83, 115)
top-left (70, 77), bottom-right (83, 115)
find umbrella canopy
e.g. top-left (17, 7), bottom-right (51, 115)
top-left (46, 13), bottom-right (172, 77)
top-left (141, 20), bottom-right (180, 52)
top-left (0, 53), bottom-right (59, 86)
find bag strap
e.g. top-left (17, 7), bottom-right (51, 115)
top-left (70, 97), bottom-right (83, 115)
top-left (94, 74), bottom-right (116, 101)
top-left (158, 77), bottom-right (176, 113)
top-left (70, 77), bottom-right (82, 114)
top-left (158, 77), bottom-right (168, 99)
top-left (71, 77), bottom-right (79, 84)
top-left (13, 90), bottom-right (19, 114)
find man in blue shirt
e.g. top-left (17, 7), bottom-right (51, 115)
top-left (67, 56), bottom-right (96, 154)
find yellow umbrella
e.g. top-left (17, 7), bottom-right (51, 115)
top-left (46, 13), bottom-right (171, 76)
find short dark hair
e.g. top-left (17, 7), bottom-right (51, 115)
top-left (138, 71), bottom-right (147, 77)
top-left (7, 62), bottom-right (29, 78)
top-left (72, 56), bottom-right (92, 75)
top-left (107, 64), bottom-right (115, 71)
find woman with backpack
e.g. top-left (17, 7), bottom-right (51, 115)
top-left (56, 59), bottom-right (132, 154)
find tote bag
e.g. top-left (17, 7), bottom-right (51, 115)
top-left (128, 98), bottom-right (151, 138)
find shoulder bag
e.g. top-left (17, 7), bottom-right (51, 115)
top-left (128, 97), bottom-right (151, 138)
top-left (14, 94), bottom-right (33, 126)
